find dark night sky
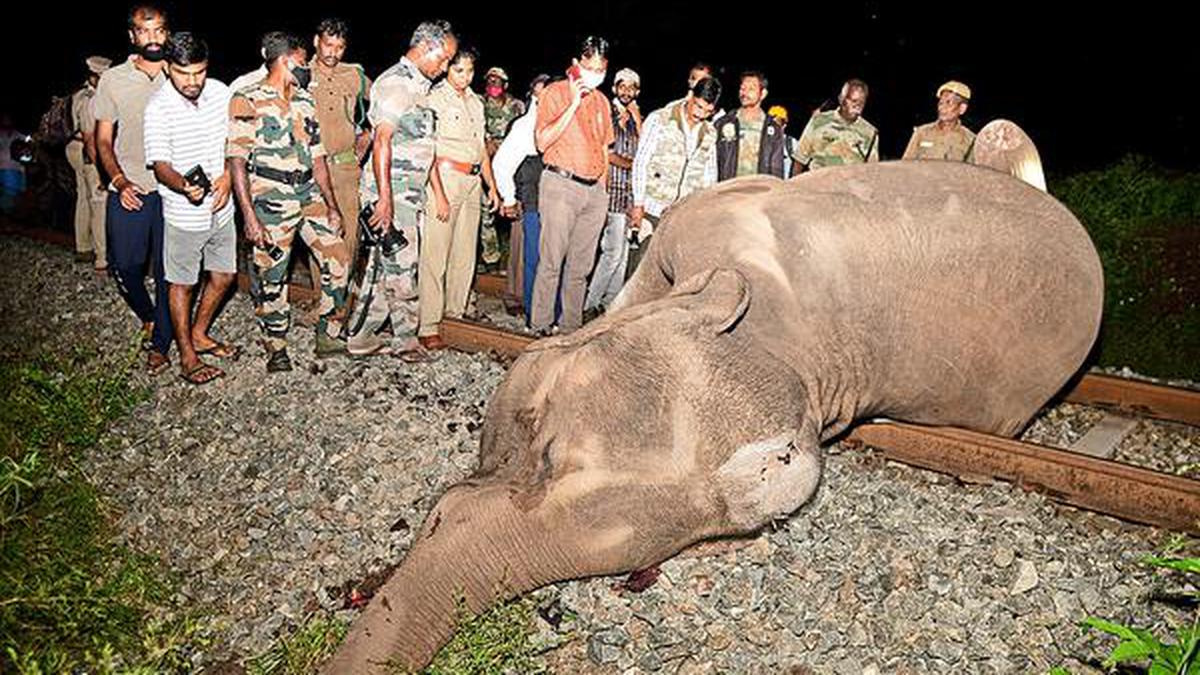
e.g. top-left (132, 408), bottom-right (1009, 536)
top-left (9, 1), bottom-right (1198, 172)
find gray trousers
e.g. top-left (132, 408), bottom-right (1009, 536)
top-left (530, 171), bottom-right (608, 331)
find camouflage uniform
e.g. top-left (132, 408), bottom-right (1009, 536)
top-left (794, 110), bottom-right (880, 171)
top-left (228, 81), bottom-right (350, 352)
top-left (478, 95), bottom-right (525, 266)
top-left (346, 56), bottom-right (435, 355)
top-left (902, 121), bottom-right (975, 162)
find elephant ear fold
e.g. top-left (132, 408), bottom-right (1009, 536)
top-left (671, 268), bottom-right (751, 334)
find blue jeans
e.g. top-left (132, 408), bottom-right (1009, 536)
top-left (521, 210), bottom-right (540, 313)
top-left (0, 169), bottom-right (24, 213)
top-left (107, 192), bottom-right (173, 355)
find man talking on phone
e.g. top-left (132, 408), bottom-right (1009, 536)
top-left (144, 32), bottom-right (237, 384)
top-left (531, 36), bottom-right (615, 335)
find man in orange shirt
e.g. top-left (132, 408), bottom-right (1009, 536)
top-left (532, 36), bottom-right (614, 334)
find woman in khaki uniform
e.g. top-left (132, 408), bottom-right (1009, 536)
top-left (417, 46), bottom-right (499, 348)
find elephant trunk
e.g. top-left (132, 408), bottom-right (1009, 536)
top-left (321, 483), bottom-right (587, 673)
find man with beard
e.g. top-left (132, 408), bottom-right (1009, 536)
top-left (714, 71), bottom-right (786, 181)
top-left (345, 20), bottom-right (457, 360)
top-left (584, 67), bottom-right (641, 317)
top-left (795, 78), bottom-right (879, 171)
top-left (67, 56), bottom-right (110, 271)
top-left (144, 33), bottom-right (236, 384)
top-left (228, 32), bottom-right (350, 372)
top-left (306, 18), bottom-right (371, 303)
top-left (93, 4), bottom-right (173, 373)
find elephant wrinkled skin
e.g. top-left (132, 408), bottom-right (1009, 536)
top-left (325, 161), bottom-right (1103, 672)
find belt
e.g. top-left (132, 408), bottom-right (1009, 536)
top-left (253, 165), bottom-right (313, 185)
top-left (328, 149), bottom-right (358, 166)
top-left (438, 157), bottom-right (482, 176)
top-left (545, 164), bottom-right (599, 187)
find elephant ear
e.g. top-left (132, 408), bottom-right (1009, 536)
top-left (670, 268), bottom-right (752, 334)
top-left (526, 268), bottom-right (751, 353)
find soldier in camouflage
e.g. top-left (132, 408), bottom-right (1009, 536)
top-left (795, 79), bottom-right (879, 171)
top-left (902, 80), bottom-right (975, 162)
top-left (476, 67), bottom-right (522, 272)
top-left (227, 32), bottom-right (350, 372)
top-left (346, 19), bottom-right (457, 361)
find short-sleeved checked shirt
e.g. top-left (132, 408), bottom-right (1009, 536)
top-left (607, 104), bottom-right (638, 213)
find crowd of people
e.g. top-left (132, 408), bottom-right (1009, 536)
top-left (64, 5), bottom-right (980, 382)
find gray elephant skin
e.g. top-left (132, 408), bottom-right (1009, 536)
top-left (325, 161), bottom-right (1104, 672)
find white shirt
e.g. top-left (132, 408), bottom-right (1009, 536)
top-left (493, 98), bottom-right (538, 207)
top-left (143, 79), bottom-right (234, 231)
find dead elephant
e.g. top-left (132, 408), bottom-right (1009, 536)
top-left (325, 161), bottom-right (1104, 671)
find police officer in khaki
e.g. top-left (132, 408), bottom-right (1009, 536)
top-left (902, 80), bottom-right (975, 162)
top-left (419, 46), bottom-right (500, 348)
top-left (308, 18), bottom-right (371, 293)
top-left (67, 55), bottom-right (111, 270)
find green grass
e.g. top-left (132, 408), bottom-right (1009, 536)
top-left (0, 344), bottom-right (211, 672)
top-left (422, 596), bottom-right (547, 675)
top-left (1051, 156), bottom-right (1200, 380)
top-left (247, 613), bottom-right (349, 675)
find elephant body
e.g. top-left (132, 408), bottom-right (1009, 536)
top-left (326, 162), bottom-right (1103, 672)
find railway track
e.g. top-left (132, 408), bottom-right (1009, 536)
top-left (443, 313), bottom-right (1200, 535)
top-left (7, 228), bottom-right (1198, 533)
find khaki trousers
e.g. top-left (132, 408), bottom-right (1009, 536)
top-left (530, 171), bottom-right (608, 332)
top-left (65, 140), bottom-right (106, 266)
top-left (418, 167), bottom-right (482, 336)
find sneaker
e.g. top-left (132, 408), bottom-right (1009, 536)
top-left (314, 333), bottom-right (348, 359)
top-left (266, 348), bottom-right (293, 373)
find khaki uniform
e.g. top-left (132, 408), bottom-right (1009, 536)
top-left (419, 81), bottom-right (486, 337)
top-left (795, 110), bottom-right (880, 170)
top-left (67, 84), bottom-right (106, 265)
top-left (227, 81), bottom-right (349, 352)
top-left (309, 61), bottom-right (371, 282)
top-left (346, 57), bottom-right (435, 355)
top-left (902, 121), bottom-right (976, 162)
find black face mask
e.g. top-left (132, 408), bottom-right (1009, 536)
top-left (140, 43), bottom-right (165, 62)
top-left (290, 64), bottom-right (312, 90)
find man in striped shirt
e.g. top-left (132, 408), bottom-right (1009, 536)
top-left (584, 67), bottom-right (640, 317)
top-left (143, 33), bottom-right (237, 384)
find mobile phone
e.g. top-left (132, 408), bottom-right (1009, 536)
top-left (567, 65), bottom-right (581, 83)
top-left (183, 165), bottom-right (211, 195)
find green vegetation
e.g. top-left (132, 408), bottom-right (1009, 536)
top-left (0, 346), bottom-right (210, 672)
top-left (248, 613), bottom-right (348, 675)
top-left (1052, 536), bottom-right (1200, 675)
top-left (422, 596), bottom-right (550, 675)
top-left (1052, 156), bottom-right (1200, 380)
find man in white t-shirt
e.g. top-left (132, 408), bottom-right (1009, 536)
top-left (143, 32), bottom-right (237, 384)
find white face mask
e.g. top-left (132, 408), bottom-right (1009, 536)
top-left (580, 68), bottom-right (606, 90)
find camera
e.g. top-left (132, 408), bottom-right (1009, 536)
top-left (359, 204), bottom-right (408, 256)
